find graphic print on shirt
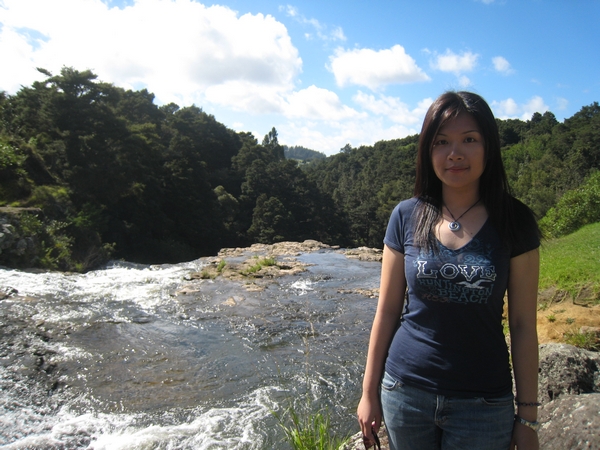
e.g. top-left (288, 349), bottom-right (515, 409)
top-left (414, 240), bottom-right (497, 305)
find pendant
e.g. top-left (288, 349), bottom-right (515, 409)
top-left (448, 221), bottom-right (461, 232)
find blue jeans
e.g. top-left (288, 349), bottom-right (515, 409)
top-left (380, 371), bottom-right (514, 450)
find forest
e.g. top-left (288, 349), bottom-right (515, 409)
top-left (0, 67), bottom-right (599, 271)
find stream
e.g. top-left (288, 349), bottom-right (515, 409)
top-left (0, 249), bottom-right (381, 449)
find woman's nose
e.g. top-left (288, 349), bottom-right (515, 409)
top-left (447, 143), bottom-right (464, 160)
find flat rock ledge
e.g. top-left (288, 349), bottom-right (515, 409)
top-left (217, 240), bottom-right (382, 261)
top-left (217, 239), bottom-right (340, 257)
top-left (342, 343), bottom-right (600, 450)
top-left (185, 240), bottom-right (382, 292)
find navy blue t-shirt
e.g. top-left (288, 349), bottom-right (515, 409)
top-left (383, 197), bottom-right (540, 397)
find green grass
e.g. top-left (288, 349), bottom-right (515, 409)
top-left (564, 331), bottom-right (600, 351)
top-left (242, 256), bottom-right (277, 275)
top-left (273, 405), bottom-right (350, 450)
top-left (271, 333), bottom-right (352, 450)
top-left (539, 222), bottom-right (600, 304)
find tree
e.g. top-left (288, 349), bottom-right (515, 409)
top-left (262, 127), bottom-right (284, 161)
top-left (247, 194), bottom-right (293, 243)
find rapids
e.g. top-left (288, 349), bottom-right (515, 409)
top-left (0, 249), bottom-right (380, 449)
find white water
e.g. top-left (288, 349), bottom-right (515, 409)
top-left (0, 251), bottom-right (380, 449)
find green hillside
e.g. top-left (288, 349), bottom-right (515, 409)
top-left (539, 222), bottom-right (600, 304)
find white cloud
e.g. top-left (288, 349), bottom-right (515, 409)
top-left (284, 85), bottom-right (362, 121)
top-left (353, 91), bottom-right (431, 125)
top-left (522, 96), bottom-right (550, 119)
top-left (279, 114), bottom-right (420, 156)
top-left (205, 81), bottom-right (289, 115)
top-left (493, 98), bottom-right (520, 117)
top-left (329, 45), bottom-right (430, 90)
top-left (458, 75), bottom-right (472, 87)
top-left (492, 96), bottom-right (549, 120)
top-left (556, 97), bottom-right (569, 110)
top-left (492, 56), bottom-right (514, 74)
top-left (280, 4), bottom-right (346, 42)
top-left (282, 4), bottom-right (299, 17)
top-left (430, 49), bottom-right (479, 74)
top-left (276, 94), bottom-right (434, 155)
top-left (0, 0), bottom-right (302, 109)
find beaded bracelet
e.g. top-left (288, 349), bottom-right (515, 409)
top-left (515, 400), bottom-right (541, 407)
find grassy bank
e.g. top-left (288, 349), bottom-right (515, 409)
top-left (537, 222), bottom-right (600, 350)
top-left (539, 222), bottom-right (600, 305)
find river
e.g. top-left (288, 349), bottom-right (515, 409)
top-left (0, 248), bottom-right (381, 449)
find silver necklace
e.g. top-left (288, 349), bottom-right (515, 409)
top-left (444, 199), bottom-right (480, 232)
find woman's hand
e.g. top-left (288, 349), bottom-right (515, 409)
top-left (509, 421), bottom-right (539, 449)
top-left (357, 393), bottom-right (382, 445)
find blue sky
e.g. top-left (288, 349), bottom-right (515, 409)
top-left (1, 0), bottom-right (599, 155)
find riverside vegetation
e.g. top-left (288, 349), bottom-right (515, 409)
top-left (1, 67), bottom-right (599, 272)
top-left (1, 67), bottom-right (599, 448)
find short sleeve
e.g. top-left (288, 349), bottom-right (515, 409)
top-left (383, 198), bottom-right (417, 254)
top-left (510, 197), bottom-right (541, 257)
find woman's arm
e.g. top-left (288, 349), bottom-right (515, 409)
top-left (507, 248), bottom-right (540, 450)
top-left (357, 245), bottom-right (407, 441)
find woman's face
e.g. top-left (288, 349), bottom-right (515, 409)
top-left (430, 112), bottom-right (486, 193)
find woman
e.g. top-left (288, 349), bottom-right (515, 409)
top-left (357, 91), bottom-right (541, 450)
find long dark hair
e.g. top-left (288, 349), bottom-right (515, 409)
top-left (413, 91), bottom-right (538, 253)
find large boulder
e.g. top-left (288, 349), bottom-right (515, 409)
top-left (538, 343), bottom-right (600, 403)
top-left (538, 393), bottom-right (600, 450)
top-left (537, 344), bottom-right (600, 449)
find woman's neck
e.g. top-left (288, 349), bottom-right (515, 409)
top-left (441, 187), bottom-right (480, 210)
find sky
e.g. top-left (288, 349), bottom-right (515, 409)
top-left (1, 0), bottom-right (599, 155)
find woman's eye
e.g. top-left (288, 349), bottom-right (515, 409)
top-left (464, 137), bottom-right (476, 143)
top-left (434, 139), bottom-right (447, 146)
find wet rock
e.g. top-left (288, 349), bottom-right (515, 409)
top-left (222, 295), bottom-right (245, 306)
top-left (187, 254), bottom-right (309, 291)
top-left (338, 288), bottom-right (379, 299)
top-left (198, 241), bottom-right (383, 292)
top-left (0, 286), bottom-right (18, 300)
top-left (173, 285), bottom-right (202, 296)
top-left (0, 311), bottom-right (63, 397)
top-left (343, 246), bottom-right (383, 262)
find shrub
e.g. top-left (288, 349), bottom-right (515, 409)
top-left (540, 171), bottom-right (600, 238)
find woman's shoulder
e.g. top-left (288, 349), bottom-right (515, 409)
top-left (506, 195), bottom-right (538, 227)
top-left (394, 197), bottom-right (420, 215)
top-left (508, 195), bottom-right (533, 214)
top-left (387, 197), bottom-right (419, 230)
top-left (505, 195), bottom-right (541, 254)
